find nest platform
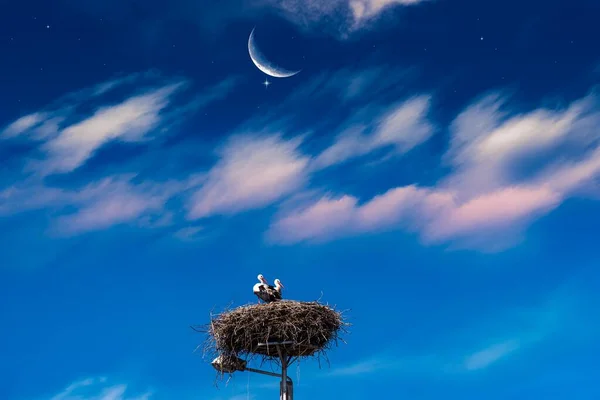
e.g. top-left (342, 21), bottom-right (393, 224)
top-left (204, 300), bottom-right (346, 359)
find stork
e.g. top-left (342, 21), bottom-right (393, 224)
top-left (253, 274), bottom-right (272, 303)
top-left (270, 278), bottom-right (284, 301)
top-left (252, 274), bottom-right (284, 303)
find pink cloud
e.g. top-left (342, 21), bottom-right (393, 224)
top-left (355, 185), bottom-right (440, 230)
top-left (268, 195), bottom-right (358, 243)
top-left (267, 184), bottom-right (563, 248)
top-left (0, 175), bottom-right (175, 235)
top-left (268, 90), bottom-right (600, 250)
top-left (53, 176), bottom-right (177, 235)
top-left (424, 185), bottom-right (562, 244)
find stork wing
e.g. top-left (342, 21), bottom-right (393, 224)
top-left (255, 290), bottom-right (271, 302)
top-left (265, 287), bottom-right (282, 301)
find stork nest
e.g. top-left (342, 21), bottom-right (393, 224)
top-left (196, 300), bottom-right (348, 369)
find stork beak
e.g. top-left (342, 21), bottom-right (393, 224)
top-left (279, 282), bottom-right (285, 288)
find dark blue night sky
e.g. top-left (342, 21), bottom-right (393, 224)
top-left (1, 0), bottom-right (600, 399)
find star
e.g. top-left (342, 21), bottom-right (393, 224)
top-left (480, 36), bottom-right (484, 41)
top-left (46, 25), bottom-right (50, 29)
top-left (263, 79), bottom-right (271, 88)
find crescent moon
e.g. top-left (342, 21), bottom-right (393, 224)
top-left (248, 28), bottom-right (300, 79)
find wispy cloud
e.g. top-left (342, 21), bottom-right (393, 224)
top-left (52, 176), bottom-right (177, 235)
top-left (48, 377), bottom-right (151, 400)
top-left (1, 112), bottom-right (50, 138)
top-left (1, 72), bottom-right (236, 177)
top-left (312, 95), bottom-right (432, 169)
top-left (328, 357), bottom-right (392, 377)
top-left (0, 174), bottom-right (180, 235)
top-left (209, 393), bottom-right (256, 400)
top-left (37, 82), bottom-right (185, 175)
top-left (349, 0), bottom-right (428, 24)
top-left (328, 286), bottom-right (574, 380)
top-left (185, 69), bottom-right (431, 221)
top-left (0, 73), bottom-right (237, 233)
top-left (4, 69), bottom-right (600, 249)
top-left (329, 339), bottom-right (521, 380)
top-left (463, 339), bottom-right (521, 371)
top-left (263, 0), bottom-right (430, 36)
top-left (268, 90), bottom-right (600, 251)
top-left (187, 133), bottom-right (310, 219)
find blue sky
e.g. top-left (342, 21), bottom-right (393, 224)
top-left (1, 0), bottom-right (600, 399)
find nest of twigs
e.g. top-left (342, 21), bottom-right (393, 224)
top-left (197, 300), bottom-right (348, 368)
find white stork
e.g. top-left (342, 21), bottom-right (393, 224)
top-left (252, 274), bottom-right (284, 303)
top-left (271, 278), bottom-right (284, 301)
top-left (253, 274), bottom-right (272, 303)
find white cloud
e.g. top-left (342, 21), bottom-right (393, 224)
top-left (268, 195), bottom-right (358, 243)
top-left (268, 185), bottom-right (448, 244)
top-left (184, 70), bottom-right (430, 220)
top-left (328, 286), bottom-right (575, 380)
top-left (173, 226), bottom-right (205, 241)
top-left (49, 377), bottom-right (151, 400)
top-left (444, 93), bottom-right (599, 196)
top-left (330, 338), bottom-right (522, 380)
top-left (1, 112), bottom-right (49, 138)
top-left (53, 176), bottom-right (174, 235)
top-left (328, 358), bottom-right (390, 377)
top-left (264, 0), bottom-right (429, 35)
top-left (349, 0), bottom-right (427, 25)
top-left (3, 69), bottom-right (598, 249)
top-left (463, 340), bottom-right (520, 371)
top-left (0, 74), bottom-right (239, 234)
top-left (268, 91), bottom-right (600, 250)
top-left (312, 96), bottom-right (432, 169)
top-left (187, 133), bottom-right (310, 219)
top-left (2, 73), bottom-right (237, 178)
top-left (0, 175), bottom-right (177, 234)
top-left (0, 74), bottom-right (160, 140)
top-left (1, 67), bottom-right (423, 233)
top-left (38, 82), bottom-right (184, 175)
